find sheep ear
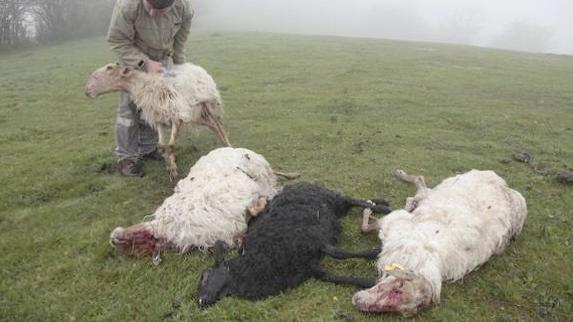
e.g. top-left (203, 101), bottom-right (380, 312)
top-left (120, 66), bottom-right (132, 77)
top-left (214, 241), bottom-right (226, 266)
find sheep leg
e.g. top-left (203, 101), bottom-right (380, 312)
top-left (212, 117), bottom-right (231, 147)
top-left (157, 123), bottom-right (169, 163)
top-left (213, 240), bottom-right (227, 265)
top-left (404, 197), bottom-right (418, 212)
top-left (321, 243), bottom-right (381, 260)
top-left (164, 120), bottom-right (183, 181)
top-left (198, 102), bottom-right (232, 147)
top-left (361, 208), bottom-right (380, 233)
top-left (396, 169), bottom-right (428, 193)
top-left (162, 146), bottom-right (177, 181)
top-left (234, 235), bottom-right (246, 253)
top-left (168, 119), bottom-right (183, 146)
top-left (346, 197), bottom-right (392, 214)
top-left (312, 265), bottom-right (376, 288)
top-left (273, 170), bottom-right (302, 180)
top-left (157, 123), bottom-right (177, 181)
top-left (395, 170), bottom-right (429, 211)
top-left (247, 196), bottom-right (267, 217)
top-left (157, 123), bottom-right (167, 150)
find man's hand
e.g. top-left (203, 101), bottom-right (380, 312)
top-left (145, 59), bottom-right (163, 74)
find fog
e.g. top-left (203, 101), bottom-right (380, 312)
top-left (193, 0), bottom-right (573, 55)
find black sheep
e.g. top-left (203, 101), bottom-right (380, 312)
top-left (197, 182), bottom-right (391, 307)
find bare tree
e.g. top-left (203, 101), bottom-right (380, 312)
top-left (32, 0), bottom-right (68, 43)
top-left (0, 0), bottom-right (32, 47)
top-left (31, 0), bottom-right (114, 44)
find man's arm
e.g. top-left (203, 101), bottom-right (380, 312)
top-left (172, 6), bottom-right (193, 65)
top-left (107, 1), bottom-right (149, 67)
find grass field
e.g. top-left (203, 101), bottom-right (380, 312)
top-left (1, 31), bottom-right (572, 321)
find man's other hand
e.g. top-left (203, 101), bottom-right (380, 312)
top-left (145, 60), bottom-right (163, 74)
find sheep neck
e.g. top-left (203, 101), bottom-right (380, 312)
top-left (224, 255), bottom-right (275, 298)
top-left (386, 248), bottom-right (444, 303)
top-left (413, 258), bottom-right (442, 302)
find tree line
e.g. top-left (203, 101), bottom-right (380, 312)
top-left (1, 0), bottom-right (115, 48)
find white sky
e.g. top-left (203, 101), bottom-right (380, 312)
top-left (194, 0), bottom-right (573, 54)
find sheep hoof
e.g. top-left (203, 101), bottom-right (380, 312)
top-left (369, 198), bottom-right (390, 207)
top-left (160, 145), bottom-right (175, 155)
top-left (152, 251), bottom-right (162, 265)
top-left (168, 170), bottom-right (179, 182)
top-left (247, 197), bottom-right (268, 217)
top-left (361, 208), bottom-right (379, 233)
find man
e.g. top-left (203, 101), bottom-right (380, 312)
top-left (107, 0), bottom-right (193, 177)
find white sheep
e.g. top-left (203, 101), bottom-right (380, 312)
top-left (85, 62), bottom-right (231, 180)
top-left (353, 169), bottom-right (527, 316)
top-left (109, 147), bottom-right (300, 263)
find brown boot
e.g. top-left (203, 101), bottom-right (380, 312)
top-left (118, 159), bottom-right (144, 177)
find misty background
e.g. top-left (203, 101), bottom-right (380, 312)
top-left (193, 0), bottom-right (572, 55)
top-left (2, 0), bottom-right (571, 55)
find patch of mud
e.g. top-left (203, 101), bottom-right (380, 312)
top-left (555, 171), bottom-right (573, 185)
top-left (512, 151), bottom-right (572, 185)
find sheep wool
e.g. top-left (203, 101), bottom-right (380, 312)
top-left (196, 183), bottom-right (393, 307)
top-left (85, 62), bottom-right (231, 180)
top-left (352, 170), bottom-right (527, 316)
top-left (110, 147), bottom-right (280, 257)
top-left (126, 64), bottom-right (223, 129)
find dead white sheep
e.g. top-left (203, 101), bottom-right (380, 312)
top-left (109, 147), bottom-right (299, 264)
top-left (353, 169), bottom-right (527, 316)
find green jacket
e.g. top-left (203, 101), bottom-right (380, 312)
top-left (107, 0), bottom-right (193, 66)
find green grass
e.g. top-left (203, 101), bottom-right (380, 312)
top-left (0, 31), bottom-right (572, 321)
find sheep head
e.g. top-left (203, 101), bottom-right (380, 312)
top-left (197, 241), bottom-right (233, 308)
top-left (110, 223), bottom-right (158, 257)
top-left (85, 63), bottom-right (134, 98)
top-left (352, 270), bottom-right (433, 317)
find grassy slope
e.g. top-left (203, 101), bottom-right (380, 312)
top-left (0, 31), bottom-right (572, 321)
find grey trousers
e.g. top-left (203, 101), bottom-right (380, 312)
top-left (115, 92), bottom-right (158, 162)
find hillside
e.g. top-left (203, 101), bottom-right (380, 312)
top-left (0, 31), bottom-right (572, 321)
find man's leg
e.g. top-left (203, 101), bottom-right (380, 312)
top-left (137, 58), bottom-right (168, 159)
top-left (137, 113), bottom-right (159, 158)
top-left (115, 92), bottom-right (144, 177)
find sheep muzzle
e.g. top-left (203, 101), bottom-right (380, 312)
top-left (85, 84), bottom-right (98, 98)
top-left (352, 279), bottom-right (403, 314)
top-left (352, 273), bottom-right (432, 317)
top-left (110, 224), bottom-right (157, 257)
